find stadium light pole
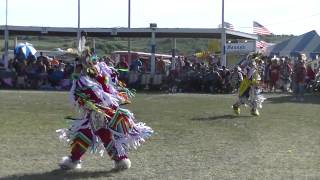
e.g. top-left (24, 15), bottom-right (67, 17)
top-left (171, 38), bottom-right (176, 70)
top-left (220, 0), bottom-right (227, 67)
top-left (77, 0), bottom-right (81, 51)
top-left (128, 0), bottom-right (131, 63)
top-left (4, 0), bottom-right (9, 69)
top-left (150, 23), bottom-right (157, 76)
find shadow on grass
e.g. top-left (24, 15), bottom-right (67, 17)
top-left (0, 168), bottom-right (120, 180)
top-left (191, 114), bottom-right (253, 121)
top-left (267, 94), bottom-right (320, 104)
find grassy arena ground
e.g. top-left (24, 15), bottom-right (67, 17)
top-left (0, 90), bottom-right (320, 180)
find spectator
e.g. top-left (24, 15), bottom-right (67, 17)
top-left (50, 56), bottom-right (60, 67)
top-left (35, 59), bottom-right (47, 87)
top-left (25, 60), bottom-right (38, 88)
top-left (279, 57), bottom-right (292, 92)
top-left (230, 66), bottom-right (243, 92)
top-left (156, 58), bottom-right (166, 74)
top-left (175, 56), bottom-right (184, 74)
top-left (269, 58), bottom-right (280, 92)
top-left (116, 57), bottom-right (129, 69)
top-left (116, 57), bottom-right (129, 83)
top-left (263, 58), bottom-right (271, 91)
top-left (130, 57), bottom-right (142, 72)
top-left (48, 64), bottom-right (64, 88)
top-left (211, 65), bottom-right (223, 93)
top-left (306, 64), bottom-right (315, 84)
top-left (37, 52), bottom-right (49, 67)
top-left (27, 54), bottom-right (36, 62)
top-left (14, 47), bottom-right (26, 62)
top-left (292, 55), bottom-right (307, 101)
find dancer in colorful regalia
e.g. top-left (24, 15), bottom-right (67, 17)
top-left (232, 54), bottom-right (266, 116)
top-left (56, 48), bottom-right (153, 170)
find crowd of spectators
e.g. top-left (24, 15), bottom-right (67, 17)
top-left (124, 54), bottom-right (320, 98)
top-left (1, 51), bottom-right (319, 99)
top-left (126, 56), bottom-right (237, 93)
top-left (1, 52), bottom-right (74, 90)
top-left (261, 54), bottom-right (320, 100)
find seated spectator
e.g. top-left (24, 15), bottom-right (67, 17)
top-left (14, 47), bottom-right (26, 62)
top-left (13, 60), bottom-right (27, 88)
top-left (34, 59), bottom-right (47, 87)
top-left (156, 58), bottom-right (166, 74)
top-left (25, 61), bottom-right (38, 88)
top-left (48, 65), bottom-right (64, 88)
top-left (116, 57), bottom-right (129, 83)
top-left (37, 52), bottom-right (50, 67)
top-left (130, 58), bottom-right (142, 72)
top-left (50, 56), bottom-right (60, 67)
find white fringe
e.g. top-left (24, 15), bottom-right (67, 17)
top-left (56, 113), bottom-right (153, 157)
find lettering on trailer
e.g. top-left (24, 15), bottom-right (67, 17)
top-left (225, 42), bottom-right (255, 53)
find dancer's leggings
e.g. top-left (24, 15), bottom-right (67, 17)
top-left (234, 87), bottom-right (258, 109)
top-left (70, 128), bottom-right (126, 161)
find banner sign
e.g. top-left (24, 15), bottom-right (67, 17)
top-left (225, 42), bottom-right (255, 53)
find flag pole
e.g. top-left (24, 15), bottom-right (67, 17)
top-left (4, 0), bottom-right (9, 69)
top-left (77, 0), bottom-right (81, 51)
top-left (220, 0), bottom-right (227, 67)
top-left (128, 0), bottom-right (131, 63)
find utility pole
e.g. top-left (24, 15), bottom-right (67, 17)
top-left (150, 23), bottom-right (157, 76)
top-left (128, 0), bottom-right (131, 63)
top-left (4, 0), bottom-right (9, 69)
top-left (77, 0), bottom-right (81, 51)
top-left (171, 38), bottom-right (176, 70)
top-left (220, 0), bottom-right (227, 67)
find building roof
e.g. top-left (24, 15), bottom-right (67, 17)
top-left (0, 25), bottom-right (258, 40)
top-left (268, 30), bottom-right (320, 58)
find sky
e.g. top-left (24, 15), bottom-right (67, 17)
top-left (0, 0), bottom-right (319, 35)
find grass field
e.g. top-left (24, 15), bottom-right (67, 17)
top-left (0, 90), bottom-right (320, 180)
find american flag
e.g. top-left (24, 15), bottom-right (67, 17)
top-left (253, 21), bottom-right (271, 35)
top-left (256, 40), bottom-right (268, 49)
top-left (218, 22), bottom-right (235, 30)
top-left (224, 22), bottom-right (234, 30)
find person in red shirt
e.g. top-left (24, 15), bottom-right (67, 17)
top-left (116, 57), bottom-right (129, 84)
top-left (306, 64), bottom-right (315, 84)
top-left (116, 57), bottom-right (129, 69)
top-left (269, 58), bottom-right (280, 92)
top-left (292, 55), bottom-right (307, 101)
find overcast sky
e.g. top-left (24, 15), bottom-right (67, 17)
top-left (0, 0), bottom-right (319, 35)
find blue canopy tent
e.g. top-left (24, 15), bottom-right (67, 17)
top-left (268, 30), bottom-right (320, 59)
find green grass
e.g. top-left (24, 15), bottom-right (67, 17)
top-left (0, 91), bottom-right (320, 179)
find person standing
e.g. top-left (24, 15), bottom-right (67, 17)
top-left (279, 57), bottom-right (292, 92)
top-left (269, 58), bottom-right (280, 92)
top-left (292, 54), bottom-right (307, 101)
